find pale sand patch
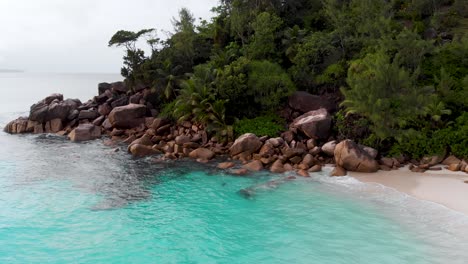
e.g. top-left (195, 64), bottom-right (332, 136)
top-left (349, 166), bottom-right (468, 216)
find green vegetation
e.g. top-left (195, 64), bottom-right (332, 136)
top-left (109, 0), bottom-right (468, 158)
top-left (233, 115), bottom-right (285, 138)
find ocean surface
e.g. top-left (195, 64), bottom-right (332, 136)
top-left (0, 72), bottom-right (468, 264)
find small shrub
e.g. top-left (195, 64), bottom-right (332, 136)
top-left (233, 115), bottom-right (285, 137)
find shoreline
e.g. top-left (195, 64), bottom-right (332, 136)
top-left (349, 166), bottom-right (468, 216)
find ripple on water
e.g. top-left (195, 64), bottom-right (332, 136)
top-left (0, 133), bottom-right (467, 264)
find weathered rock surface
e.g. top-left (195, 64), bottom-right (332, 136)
top-left (189, 148), bottom-right (215, 160)
top-left (218, 162), bottom-right (235, 169)
top-left (331, 166), bottom-right (347, 177)
top-left (230, 133), bottom-right (263, 156)
top-left (442, 155), bottom-right (461, 166)
top-left (322, 140), bottom-right (337, 156)
top-left (270, 160), bottom-right (285, 173)
top-left (68, 124), bottom-right (101, 142)
top-left (334, 140), bottom-right (379, 173)
top-left (129, 144), bottom-right (160, 157)
top-left (243, 160), bottom-right (263, 172)
top-left (108, 104), bottom-right (147, 128)
top-left (4, 118), bottom-right (30, 134)
top-left (290, 108), bottom-right (331, 139)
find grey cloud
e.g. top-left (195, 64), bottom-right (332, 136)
top-left (0, 0), bottom-right (218, 73)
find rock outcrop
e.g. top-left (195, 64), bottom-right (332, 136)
top-left (230, 133), bottom-right (263, 156)
top-left (334, 140), bottom-right (379, 173)
top-left (68, 124), bottom-right (101, 142)
top-left (108, 104), bottom-right (147, 129)
top-left (290, 108), bottom-right (332, 139)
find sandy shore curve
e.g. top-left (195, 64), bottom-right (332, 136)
top-left (349, 167), bottom-right (468, 216)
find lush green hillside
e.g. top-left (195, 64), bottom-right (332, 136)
top-left (109, 0), bottom-right (468, 159)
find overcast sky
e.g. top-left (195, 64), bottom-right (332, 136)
top-left (0, 0), bottom-right (218, 73)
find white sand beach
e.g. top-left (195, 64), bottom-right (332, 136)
top-left (350, 167), bottom-right (468, 216)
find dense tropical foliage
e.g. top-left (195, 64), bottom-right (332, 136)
top-left (109, 0), bottom-right (468, 158)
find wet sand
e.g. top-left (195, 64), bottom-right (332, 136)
top-left (349, 167), bottom-right (468, 216)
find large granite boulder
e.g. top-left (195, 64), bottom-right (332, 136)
top-left (68, 123), bottom-right (101, 142)
top-left (29, 94), bottom-right (79, 123)
top-left (29, 102), bottom-right (49, 123)
top-left (111, 81), bottom-right (129, 94)
top-left (108, 104), bottom-right (147, 128)
top-left (189, 148), bottom-right (215, 160)
top-left (230, 133), bottom-right (263, 156)
top-left (4, 118), bottom-right (30, 134)
top-left (290, 108), bottom-right (332, 139)
top-left (289, 91), bottom-right (336, 113)
top-left (129, 144), bottom-right (160, 157)
top-left (334, 140), bottom-right (379, 173)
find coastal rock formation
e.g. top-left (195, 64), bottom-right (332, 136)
top-left (331, 166), bottom-right (347, 176)
top-left (322, 140), bottom-right (337, 156)
top-left (189, 148), bottom-right (215, 161)
top-left (108, 104), bottom-right (147, 128)
top-left (230, 133), bottom-right (263, 156)
top-left (243, 160), bottom-right (263, 172)
top-left (290, 108), bottom-right (331, 139)
top-left (334, 140), bottom-right (379, 173)
top-left (4, 117), bottom-right (30, 134)
top-left (129, 144), bottom-right (160, 157)
top-left (68, 124), bottom-right (101, 142)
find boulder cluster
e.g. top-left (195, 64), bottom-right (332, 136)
top-left (6, 83), bottom-right (464, 177)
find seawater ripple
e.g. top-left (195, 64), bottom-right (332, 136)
top-left (0, 132), bottom-right (467, 263)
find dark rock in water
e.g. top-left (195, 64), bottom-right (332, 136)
top-left (98, 82), bottom-right (111, 95)
top-left (289, 91), bottom-right (336, 113)
top-left (238, 188), bottom-right (255, 199)
top-left (4, 117), bottom-right (30, 134)
top-left (108, 103), bottom-right (146, 129)
top-left (68, 123), bottom-right (101, 142)
top-left (29, 102), bottom-right (49, 123)
top-left (290, 108), bottom-right (332, 140)
top-left (47, 102), bottom-right (71, 121)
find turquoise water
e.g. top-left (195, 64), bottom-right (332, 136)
top-left (1, 134), bottom-right (468, 263)
top-left (1, 73), bottom-right (468, 263)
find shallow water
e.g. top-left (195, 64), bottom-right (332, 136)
top-left (1, 73), bottom-right (468, 263)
